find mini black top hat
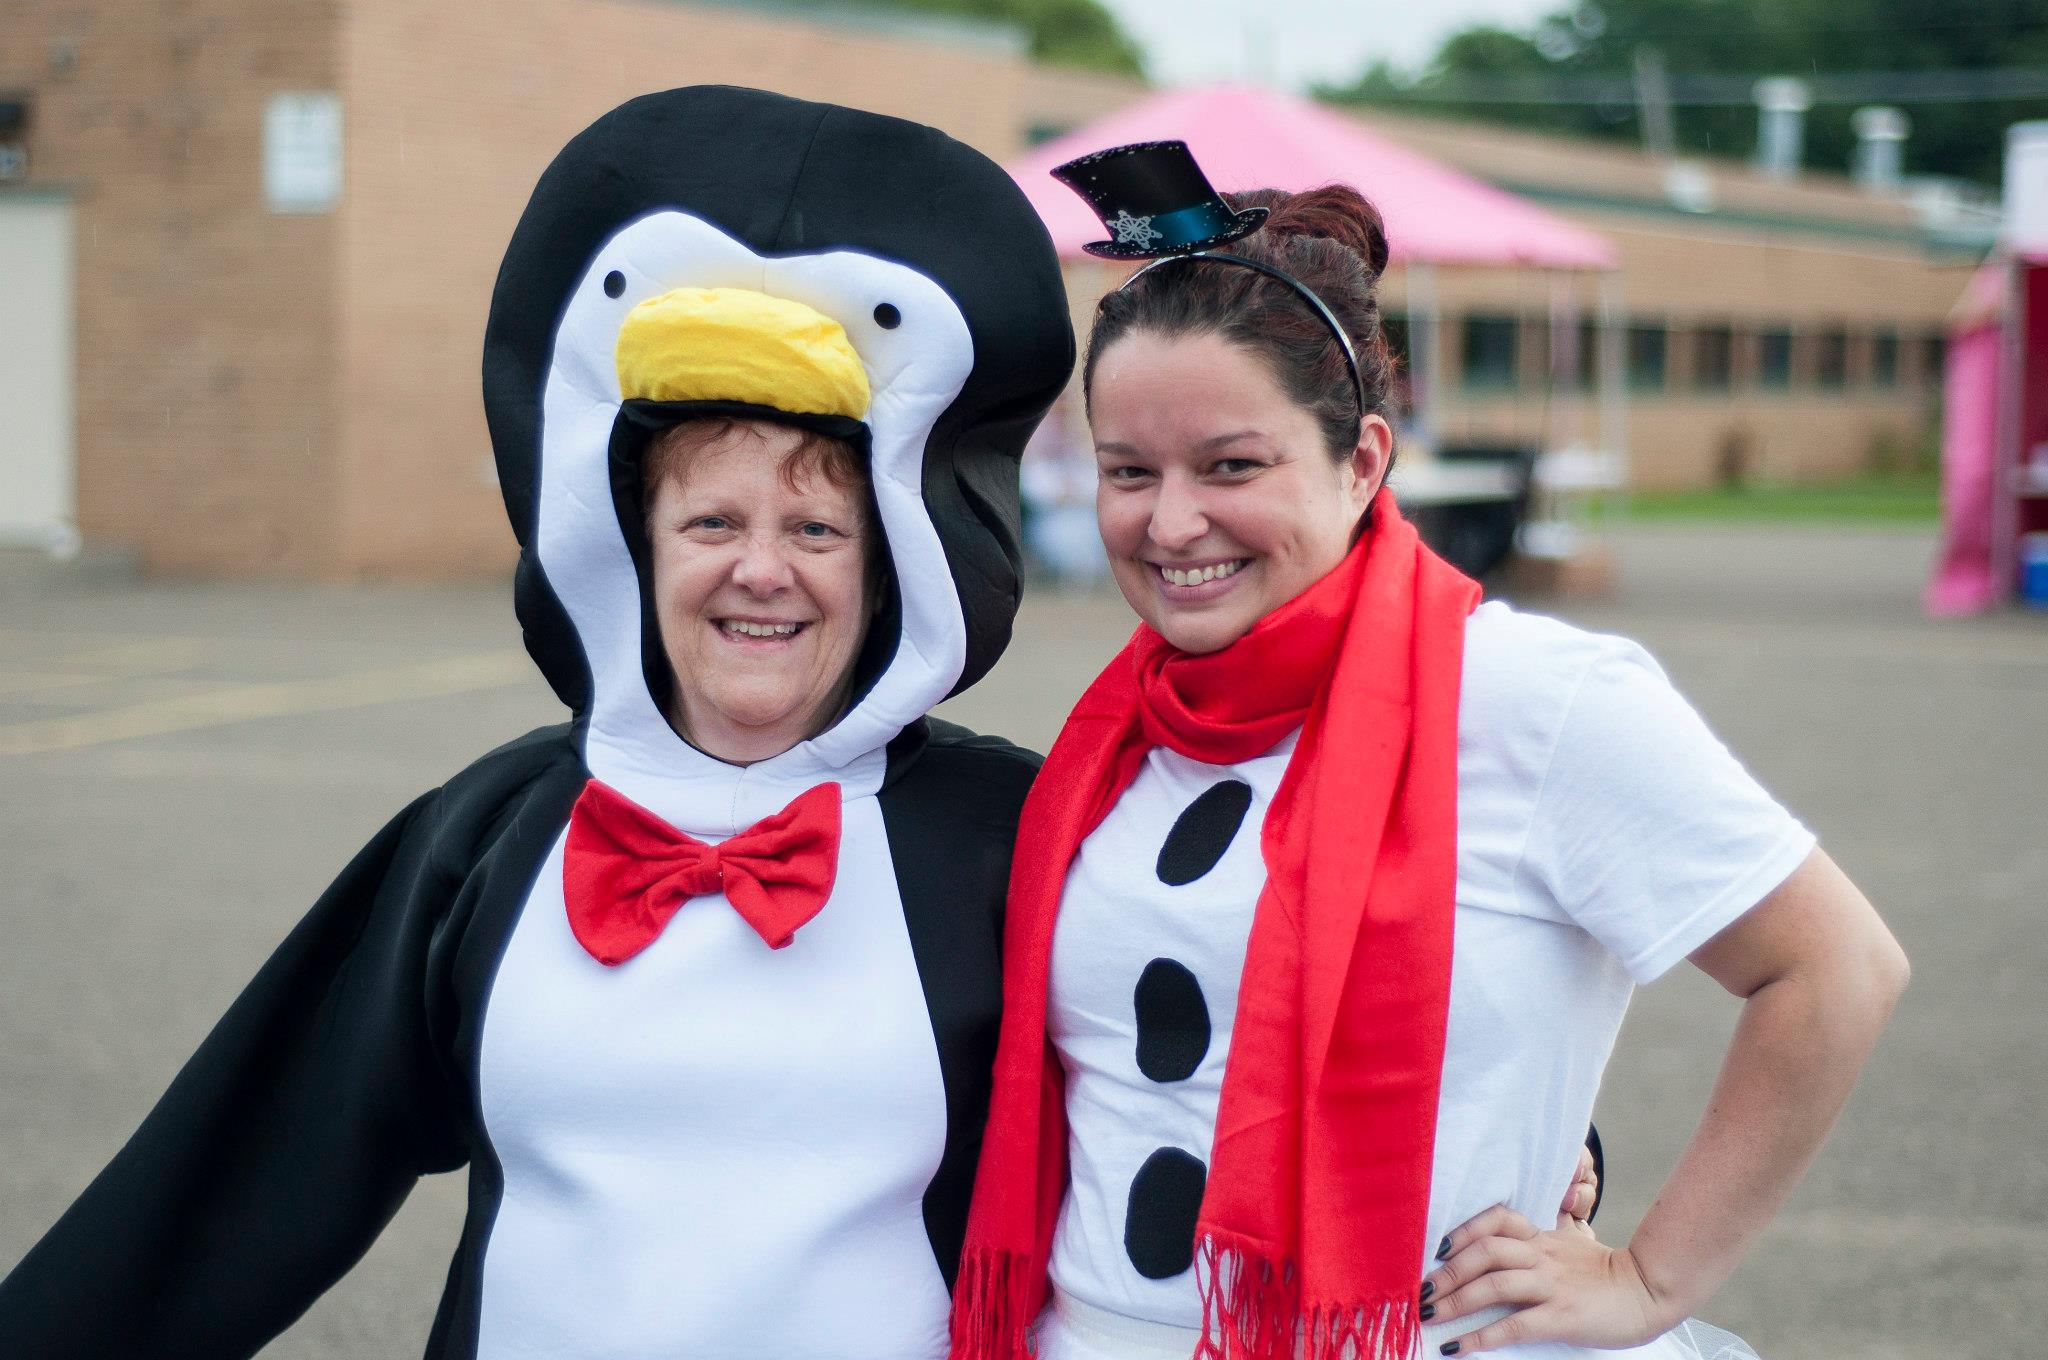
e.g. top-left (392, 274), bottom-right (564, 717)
top-left (1052, 140), bottom-right (1268, 260)
top-left (1051, 138), bottom-right (1370, 422)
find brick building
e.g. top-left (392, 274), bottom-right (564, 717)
top-left (0, 0), bottom-right (1980, 575)
top-left (1025, 69), bottom-right (1984, 492)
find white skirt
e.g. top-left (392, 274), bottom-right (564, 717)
top-left (1029, 1289), bottom-right (1762, 1360)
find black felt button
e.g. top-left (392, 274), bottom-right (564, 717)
top-left (1156, 779), bottom-right (1253, 886)
top-left (1124, 1147), bottom-right (1207, 1279)
top-left (1133, 958), bottom-right (1210, 1082)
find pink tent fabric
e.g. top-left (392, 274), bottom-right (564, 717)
top-left (1008, 84), bottom-right (1617, 271)
top-left (1924, 253), bottom-right (2048, 615)
top-left (1925, 312), bottom-right (2003, 615)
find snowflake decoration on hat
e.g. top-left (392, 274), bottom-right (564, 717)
top-left (1108, 210), bottom-right (1162, 248)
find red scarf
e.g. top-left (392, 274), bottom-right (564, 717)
top-left (951, 493), bottom-right (1479, 1360)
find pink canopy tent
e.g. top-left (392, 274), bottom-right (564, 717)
top-left (1926, 250), bottom-right (2048, 613)
top-left (1008, 84), bottom-right (1616, 271)
top-left (1006, 85), bottom-right (1625, 480)
top-left (1925, 262), bottom-right (2006, 614)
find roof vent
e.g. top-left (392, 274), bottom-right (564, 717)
top-left (1664, 160), bottom-right (1715, 213)
top-left (1753, 77), bottom-right (1810, 180)
top-left (1852, 106), bottom-right (1909, 192)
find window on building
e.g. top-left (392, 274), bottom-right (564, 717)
top-left (1921, 332), bottom-right (1947, 384)
top-left (1524, 317), bottom-right (1549, 386)
top-left (1813, 328), bottom-right (1849, 388)
top-left (1757, 329), bottom-right (1793, 388)
top-left (1871, 330), bottom-right (1900, 387)
top-left (1576, 318), bottom-right (1601, 389)
top-left (1526, 317), bottom-right (1585, 388)
top-left (1382, 311), bottom-right (1411, 370)
top-left (1693, 324), bottom-right (1734, 390)
top-left (1626, 322), bottom-right (1667, 391)
top-left (1381, 312), bottom-right (1414, 417)
top-left (1461, 314), bottom-right (1519, 390)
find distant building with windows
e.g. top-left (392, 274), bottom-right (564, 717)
top-left (1024, 68), bottom-right (1983, 491)
top-left (0, 0), bottom-right (1980, 575)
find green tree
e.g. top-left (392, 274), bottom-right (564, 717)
top-left (814, 0), bottom-right (1145, 76)
top-left (1321, 0), bottom-right (2048, 186)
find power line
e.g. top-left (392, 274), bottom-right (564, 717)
top-left (1558, 15), bottom-right (2048, 40)
top-left (1355, 66), bottom-right (2048, 107)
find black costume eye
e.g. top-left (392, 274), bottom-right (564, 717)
top-left (603, 270), bottom-right (626, 298)
top-left (873, 302), bottom-right (901, 329)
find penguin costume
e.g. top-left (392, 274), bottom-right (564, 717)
top-left (0, 86), bottom-right (1075, 1360)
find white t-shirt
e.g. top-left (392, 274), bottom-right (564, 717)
top-left (1044, 601), bottom-right (1817, 1350)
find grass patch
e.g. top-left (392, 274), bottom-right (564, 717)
top-left (1620, 468), bottom-right (1941, 524)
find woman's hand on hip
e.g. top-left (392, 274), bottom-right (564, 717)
top-left (1422, 1205), bottom-right (1679, 1355)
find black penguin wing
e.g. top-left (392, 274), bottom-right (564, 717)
top-left (880, 717), bottom-right (1042, 1289)
top-left (0, 727), bottom-right (585, 1359)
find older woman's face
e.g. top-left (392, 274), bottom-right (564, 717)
top-left (1090, 330), bottom-right (1385, 655)
top-left (646, 423), bottom-right (873, 764)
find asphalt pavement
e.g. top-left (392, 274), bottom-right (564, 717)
top-left (1, 524), bottom-right (2040, 1358)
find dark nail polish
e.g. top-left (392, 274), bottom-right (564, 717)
top-left (1441, 1344), bottom-right (1461, 1357)
top-left (1419, 1280), bottom-right (1435, 1303)
top-left (1420, 1303), bottom-right (1436, 1322)
top-left (1436, 1235), bottom-right (1453, 1261)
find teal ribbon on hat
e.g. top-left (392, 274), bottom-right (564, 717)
top-left (1117, 201), bottom-right (1239, 250)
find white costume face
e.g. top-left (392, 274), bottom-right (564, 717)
top-left (645, 422), bottom-right (876, 765)
top-left (534, 208), bottom-right (974, 809)
top-left (1089, 330), bottom-right (1382, 655)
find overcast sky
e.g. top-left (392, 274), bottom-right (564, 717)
top-left (1099, 0), bottom-right (1562, 91)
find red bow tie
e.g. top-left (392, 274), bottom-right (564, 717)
top-left (563, 778), bottom-right (842, 965)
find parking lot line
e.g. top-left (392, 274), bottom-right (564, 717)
top-left (0, 651), bottom-right (535, 757)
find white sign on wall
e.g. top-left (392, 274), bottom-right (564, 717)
top-left (264, 92), bottom-right (343, 215)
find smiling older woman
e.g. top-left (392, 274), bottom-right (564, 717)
top-left (641, 418), bottom-right (884, 764)
top-left (951, 148), bottom-right (1907, 1360)
top-left (0, 88), bottom-right (1078, 1360)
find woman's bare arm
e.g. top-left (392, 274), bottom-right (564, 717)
top-left (1626, 847), bottom-right (1908, 1318)
top-left (1423, 848), bottom-right (1908, 1354)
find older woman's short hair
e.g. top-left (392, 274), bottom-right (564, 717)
top-left (641, 417), bottom-right (866, 503)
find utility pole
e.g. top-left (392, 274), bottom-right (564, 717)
top-left (1632, 47), bottom-right (1677, 162)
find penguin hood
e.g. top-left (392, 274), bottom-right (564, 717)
top-left (483, 87), bottom-right (1074, 798)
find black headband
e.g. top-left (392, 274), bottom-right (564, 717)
top-left (1116, 250), bottom-right (1369, 425)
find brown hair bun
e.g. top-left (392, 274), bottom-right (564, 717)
top-left (1245, 184), bottom-right (1391, 281)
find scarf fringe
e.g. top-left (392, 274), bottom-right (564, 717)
top-left (949, 1247), bottom-right (1042, 1360)
top-left (1194, 1234), bottom-right (1425, 1360)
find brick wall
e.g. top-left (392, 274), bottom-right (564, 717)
top-left (1395, 216), bottom-right (1965, 486)
top-left (3, 0), bottom-right (345, 574)
top-left (330, 0), bottom-right (1031, 576)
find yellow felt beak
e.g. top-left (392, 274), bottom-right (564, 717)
top-left (614, 286), bottom-right (871, 420)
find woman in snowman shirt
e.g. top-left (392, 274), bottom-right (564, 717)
top-left (950, 150), bottom-right (1907, 1360)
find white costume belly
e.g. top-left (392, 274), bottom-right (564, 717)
top-left (475, 796), bottom-right (952, 1359)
